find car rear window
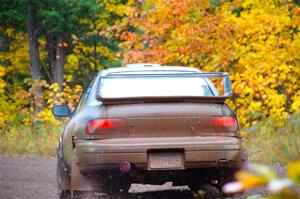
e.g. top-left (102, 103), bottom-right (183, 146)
top-left (98, 76), bottom-right (214, 98)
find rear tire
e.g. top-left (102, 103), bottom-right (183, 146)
top-left (104, 173), bottom-right (131, 195)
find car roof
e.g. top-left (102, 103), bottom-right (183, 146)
top-left (98, 64), bottom-right (201, 77)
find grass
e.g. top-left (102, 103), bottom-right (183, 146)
top-left (0, 123), bottom-right (61, 157)
top-left (0, 114), bottom-right (299, 165)
top-left (243, 113), bottom-right (300, 165)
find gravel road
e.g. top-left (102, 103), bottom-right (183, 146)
top-left (0, 157), bottom-right (291, 199)
top-left (0, 157), bottom-right (57, 199)
top-left (0, 157), bottom-right (196, 199)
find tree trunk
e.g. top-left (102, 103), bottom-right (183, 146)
top-left (46, 33), bottom-right (57, 83)
top-left (27, 3), bottom-right (44, 112)
top-left (53, 35), bottom-right (66, 92)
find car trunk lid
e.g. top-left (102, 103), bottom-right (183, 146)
top-left (104, 102), bottom-right (238, 137)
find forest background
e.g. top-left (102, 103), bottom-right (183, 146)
top-left (0, 0), bottom-right (299, 165)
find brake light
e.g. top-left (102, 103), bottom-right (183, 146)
top-left (85, 118), bottom-right (128, 135)
top-left (213, 117), bottom-right (237, 126)
top-left (207, 116), bottom-right (238, 132)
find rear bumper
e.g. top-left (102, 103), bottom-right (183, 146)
top-left (75, 136), bottom-right (246, 172)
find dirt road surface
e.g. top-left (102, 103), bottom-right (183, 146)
top-left (0, 157), bottom-right (282, 199)
top-left (0, 157), bottom-right (57, 199)
top-left (0, 157), bottom-right (198, 199)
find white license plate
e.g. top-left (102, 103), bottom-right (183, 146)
top-left (148, 152), bottom-right (184, 169)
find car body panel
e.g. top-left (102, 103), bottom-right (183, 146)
top-left (75, 136), bottom-right (242, 172)
top-left (56, 65), bottom-right (245, 178)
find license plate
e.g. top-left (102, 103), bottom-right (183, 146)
top-left (148, 152), bottom-right (184, 169)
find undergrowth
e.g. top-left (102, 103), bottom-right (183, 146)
top-left (243, 113), bottom-right (300, 165)
top-left (0, 122), bottom-right (61, 157)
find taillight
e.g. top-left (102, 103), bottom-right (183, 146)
top-left (207, 116), bottom-right (238, 132)
top-left (213, 117), bottom-right (237, 126)
top-left (85, 118), bottom-right (128, 135)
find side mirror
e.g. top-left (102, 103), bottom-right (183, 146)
top-left (52, 104), bottom-right (71, 118)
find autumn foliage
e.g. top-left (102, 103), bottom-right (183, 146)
top-left (0, 0), bottom-right (299, 130)
top-left (120, 0), bottom-right (300, 126)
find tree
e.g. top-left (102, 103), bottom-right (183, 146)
top-left (120, 0), bottom-right (300, 126)
top-left (0, 0), bottom-right (136, 126)
top-left (38, 0), bottom-right (100, 91)
top-left (64, 0), bottom-right (135, 85)
top-left (27, 2), bottom-right (44, 112)
top-left (0, 0), bottom-right (44, 112)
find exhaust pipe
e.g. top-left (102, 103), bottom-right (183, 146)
top-left (217, 159), bottom-right (229, 163)
top-left (119, 161), bottom-right (131, 173)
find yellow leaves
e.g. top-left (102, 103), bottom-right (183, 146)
top-left (97, 46), bottom-right (118, 60)
top-left (0, 66), bottom-right (6, 94)
top-left (5, 27), bottom-right (14, 37)
top-left (236, 171), bottom-right (268, 189)
top-left (58, 42), bottom-right (68, 48)
top-left (224, 163), bottom-right (300, 197)
top-left (0, 66), bottom-right (6, 77)
top-left (65, 54), bottom-right (79, 72)
top-left (64, 74), bottom-right (73, 83)
top-left (69, 34), bottom-right (118, 72)
top-left (35, 81), bottom-right (82, 124)
top-left (0, 112), bottom-right (6, 128)
top-left (287, 161), bottom-right (300, 183)
top-left (0, 32), bottom-right (29, 74)
top-left (0, 1), bottom-right (298, 129)
top-left (223, 1), bottom-right (300, 125)
top-left (36, 109), bottom-right (60, 125)
top-left (49, 83), bottom-right (60, 93)
top-left (103, 1), bottom-right (127, 16)
top-left (291, 91), bottom-right (300, 113)
top-left (223, 165), bottom-right (274, 194)
top-left (122, 0), bottom-right (300, 126)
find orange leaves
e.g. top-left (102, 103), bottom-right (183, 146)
top-left (120, 0), bottom-right (300, 127)
top-left (0, 1), bottom-right (299, 128)
top-left (293, 7), bottom-right (300, 16)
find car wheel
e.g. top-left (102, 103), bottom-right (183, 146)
top-left (104, 173), bottom-right (131, 196)
top-left (193, 183), bottom-right (221, 199)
